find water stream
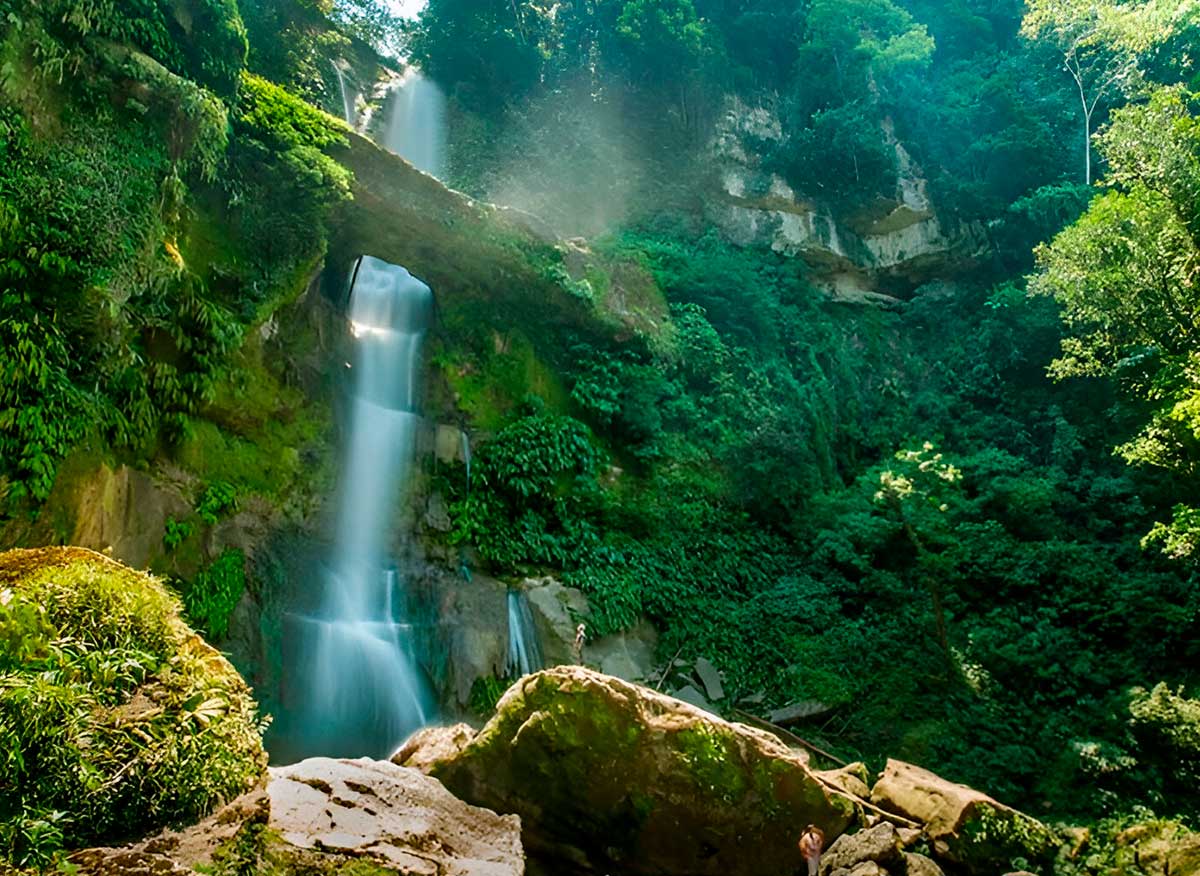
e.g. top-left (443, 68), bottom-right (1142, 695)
top-left (281, 256), bottom-right (435, 758)
top-left (506, 589), bottom-right (543, 677)
top-left (381, 67), bottom-right (447, 179)
top-left (332, 62), bottom-right (357, 128)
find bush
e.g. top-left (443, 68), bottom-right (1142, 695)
top-left (0, 547), bottom-right (265, 864)
top-left (181, 549), bottom-right (247, 641)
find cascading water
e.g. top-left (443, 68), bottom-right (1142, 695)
top-left (284, 256), bottom-right (435, 759)
top-left (506, 589), bottom-right (543, 677)
top-left (332, 62), bottom-right (356, 128)
top-left (460, 430), bottom-right (471, 495)
top-left (381, 67), bottom-right (447, 179)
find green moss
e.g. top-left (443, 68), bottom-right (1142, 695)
top-left (959, 802), bottom-right (1057, 872)
top-left (675, 725), bottom-right (748, 804)
top-left (0, 547), bottom-right (265, 865)
top-left (178, 333), bottom-right (333, 505)
top-left (435, 331), bottom-right (570, 431)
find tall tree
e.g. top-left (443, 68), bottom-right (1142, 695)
top-left (1021, 0), bottom-right (1193, 184)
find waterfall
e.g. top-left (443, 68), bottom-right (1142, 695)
top-left (460, 430), bottom-right (471, 495)
top-left (286, 256), bottom-right (435, 759)
top-left (506, 589), bottom-right (543, 677)
top-left (332, 62), bottom-right (356, 128)
top-left (381, 67), bottom-right (447, 179)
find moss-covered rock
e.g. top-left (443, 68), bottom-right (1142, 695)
top-left (1113, 820), bottom-right (1200, 876)
top-left (0, 547), bottom-right (266, 867)
top-left (869, 759), bottom-right (1056, 874)
top-left (415, 666), bottom-right (857, 875)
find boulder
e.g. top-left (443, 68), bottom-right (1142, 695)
top-left (903, 852), bottom-right (945, 876)
top-left (870, 760), bottom-right (1056, 873)
top-left (72, 758), bottom-right (525, 876)
top-left (838, 864), bottom-right (889, 876)
top-left (522, 576), bottom-right (589, 666)
top-left (1115, 821), bottom-right (1200, 876)
top-left (425, 666), bottom-right (858, 876)
top-left (588, 617), bottom-right (658, 682)
top-left (269, 758), bottom-right (524, 875)
top-left (523, 576), bottom-right (658, 683)
top-left (819, 763), bottom-right (872, 800)
top-left (392, 723), bottom-right (478, 772)
top-left (821, 823), bottom-right (904, 876)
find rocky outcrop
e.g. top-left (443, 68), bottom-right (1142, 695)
top-left (1114, 821), bottom-right (1200, 876)
top-left (522, 576), bottom-right (658, 683)
top-left (269, 758), bottom-right (524, 875)
top-left (392, 723), bottom-right (477, 772)
top-left (821, 822), bottom-right (908, 876)
top-left (709, 99), bottom-right (988, 303)
top-left (67, 463), bottom-right (192, 569)
top-left (406, 666), bottom-right (859, 876)
top-left (870, 759), bottom-right (1055, 872)
top-left (331, 132), bottom-right (669, 345)
top-left (407, 564), bottom-right (510, 710)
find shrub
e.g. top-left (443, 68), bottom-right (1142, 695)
top-left (0, 547), bottom-right (265, 864)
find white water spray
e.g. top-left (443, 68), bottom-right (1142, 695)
top-left (381, 67), bottom-right (447, 179)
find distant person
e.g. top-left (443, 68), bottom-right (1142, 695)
top-left (573, 622), bottom-right (587, 663)
top-left (799, 824), bottom-right (825, 876)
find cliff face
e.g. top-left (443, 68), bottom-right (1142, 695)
top-left (709, 98), bottom-right (990, 303)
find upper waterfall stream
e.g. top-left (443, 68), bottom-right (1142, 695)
top-left (381, 68), bottom-right (447, 179)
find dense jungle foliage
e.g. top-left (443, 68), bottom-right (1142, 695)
top-left (3, 0), bottom-right (1200, 868)
top-left (411, 0), bottom-right (1200, 832)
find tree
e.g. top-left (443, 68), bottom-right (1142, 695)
top-left (779, 0), bottom-right (933, 201)
top-left (1021, 0), bottom-right (1193, 184)
top-left (1031, 86), bottom-right (1200, 556)
top-left (410, 0), bottom-right (554, 110)
top-left (872, 443), bottom-right (964, 670)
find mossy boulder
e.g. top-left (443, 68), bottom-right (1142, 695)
top-left (0, 547), bottom-right (266, 867)
top-left (416, 666), bottom-right (857, 875)
top-left (869, 759), bottom-right (1056, 874)
top-left (1113, 820), bottom-right (1200, 876)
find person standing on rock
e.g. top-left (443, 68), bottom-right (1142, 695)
top-left (573, 623), bottom-right (587, 663)
top-left (799, 824), bottom-right (825, 876)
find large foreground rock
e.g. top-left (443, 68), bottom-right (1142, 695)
top-left (269, 758), bottom-right (524, 875)
top-left (71, 758), bottom-right (524, 876)
top-left (410, 666), bottom-right (858, 875)
top-left (870, 759), bottom-right (1055, 872)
